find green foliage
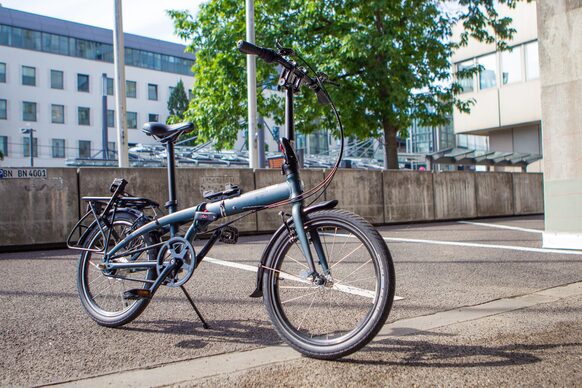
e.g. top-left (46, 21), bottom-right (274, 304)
top-left (167, 79), bottom-right (189, 123)
top-left (169, 0), bottom-right (520, 167)
top-left (0, 150), bottom-right (3, 160)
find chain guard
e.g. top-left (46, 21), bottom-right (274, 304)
top-left (156, 237), bottom-right (196, 287)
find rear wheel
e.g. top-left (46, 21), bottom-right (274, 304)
top-left (77, 211), bottom-right (158, 327)
top-left (263, 210), bottom-right (395, 359)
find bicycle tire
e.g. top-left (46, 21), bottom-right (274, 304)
top-left (77, 211), bottom-right (158, 327)
top-left (263, 209), bottom-right (395, 360)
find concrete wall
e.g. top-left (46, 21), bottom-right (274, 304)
top-left (0, 168), bottom-right (78, 247)
top-left (0, 168), bottom-right (544, 249)
top-left (476, 173), bottom-right (514, 217)
top-left (384, 171), bottom-right (434, 223)
top-left (514, 173), bottom-right (544, 215)
top-left (324, 169), bottom-right (384, 224)
top-left (433, 172), bottom-right (477, 220)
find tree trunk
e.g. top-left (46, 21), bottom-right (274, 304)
top-left (382, 121), bottom-right (399, 170)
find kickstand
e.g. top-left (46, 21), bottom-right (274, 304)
top-left (180, 285), bottom-right (210, 329)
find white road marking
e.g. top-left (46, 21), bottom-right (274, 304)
top-left (459, 220), bottom-right (544, 234)
top-left (327, 233), bottom-right (582, 256)
top-left (204, 256), bottom-right (403, 300)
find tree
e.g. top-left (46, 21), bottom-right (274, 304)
top-left (170, 0), bottom-right (519, 167)
top-left (167, 79), bottom-right (190, 124)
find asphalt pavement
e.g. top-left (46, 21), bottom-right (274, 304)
top-left (1, 214), bottom-right (582, 387)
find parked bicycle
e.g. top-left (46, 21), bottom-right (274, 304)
top-left (68, 41), bottom-right (395, 360)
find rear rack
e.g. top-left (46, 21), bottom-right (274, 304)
top-left (66, 196), bottom-right (160, 253)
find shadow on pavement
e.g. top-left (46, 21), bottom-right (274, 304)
top-left (341, 337), bottom-right (582, 368)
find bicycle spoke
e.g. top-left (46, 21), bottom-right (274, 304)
top-left (281, 289), bottom-right (320, 305)
top-left (296, 292), bottom-right (318, 331)
top-left (330, 243), bottom-right (364, 270)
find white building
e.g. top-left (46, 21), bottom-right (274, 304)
top-left (452, 1), bottom-right (542, 171)
top-left (0, 6), bottom-right (195, 167)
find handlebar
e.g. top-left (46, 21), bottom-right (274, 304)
top-left (237, 40), bottom-right (331, 105)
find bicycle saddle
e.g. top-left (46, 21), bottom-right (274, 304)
top-left (142, 122), bottom-right (194, 143)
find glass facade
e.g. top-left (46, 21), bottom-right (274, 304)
top-left (51, 104), bottom-right (65, 123)
top-left (501, 46), bottom-right (522, 85)
top-left (525, 41), bottom-right (539, 80)
top-left (0, 99), bottom-right (6, 119)
top-left (148, 84), bottom-right (158, 100)
top-left (23, 101), bottom-right (37, 121)
top-left (127, 111), bottom-right (137, 129)
top-left (52, 138), bottom-right (65, 158)
top-left (478, 53), bottom-right (497, 90)
top-left (410, 115), bottom-right (455, 154)
top-left (78, 140), bottom-right (91, 158)
top-left (0, 62), bottom-right (5, 83)
top-left (77, 74), bottom-right (89, 92)
top-left (0, 24), bottom-right (194, 75)
top-left (78, 107), bottom-right (90, 125)
top-left (22, 65), bottom-right (36, 86)
top-left (51, 70), bottom-right (64, 89)
top-left (126, 80), bottom-right (136, 98)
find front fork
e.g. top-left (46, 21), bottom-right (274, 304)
top-left (291, 202), bottom-right (330, 277)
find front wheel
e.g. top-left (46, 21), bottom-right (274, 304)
top-left (263, 209), bottom-right (395, 359)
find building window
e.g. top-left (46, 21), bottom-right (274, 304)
top-left (22, 101), bottom-right (37, 121)
top-left (107, 109), bottom-right (115, 128)
top-left (51, 70), bottom-right (64, 89)
top-left (456, 59), bottom-right (475, 93)
top-left (77, 74), bottom-right (89, 92)
top-left (79, 140), bottom-right (91, 158)
top-left (52, 139), bottom-right (65, 158)
top-left (188, 89), bottom-right (193, 100)
top-left (478, 53), bottom-right (497, 90)
top-left (525, 41), bottom-right (540, 80)
top-left (78, 107), bottom-right (90, 125)
top-left (22, 65), bottom-right (36, 86)
top-left (126, 80), bottom-right (136, 98)
top-left (501, 46), bottom-right (522, 85)
top-left (23, 136), bottom-right (38, 157)
top-left (0, 136), bottom-right (7, 156)
top-left (148, 113), bottom-right (159, 122)
top-left (0, 62), bottom-right (5, 83)
top-left (51, 104), bottom-right (65, 124)
top-left (148, 83), bottom-right (158, 100)
top-left (127, 111), bottom-right (137, 129)
top-left (0, 99), bottom-right (6, 119)
top-left (107, 141), bottom-right (116, 159)
top-left (106, 77), bottom-right (114, 95)
top-left (169, 86), bottom-right (175, 97)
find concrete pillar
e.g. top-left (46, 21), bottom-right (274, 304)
top-left (538, 1), bottom-right (582, 249)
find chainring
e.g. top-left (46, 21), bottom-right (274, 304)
top-left (156, 236), bottom-right (196, 287)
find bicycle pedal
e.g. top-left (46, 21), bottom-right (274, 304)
top-left (220, 226), bottom-right (239, 244)
top-left (123, 289), bottom-right (152, 300)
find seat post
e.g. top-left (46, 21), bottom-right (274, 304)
top-left (165, 141), bottom-right (178, 235)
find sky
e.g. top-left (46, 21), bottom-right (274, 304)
top-left (0, 0), bottom-right (205, 44)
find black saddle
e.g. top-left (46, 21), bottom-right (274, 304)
top-left (142, 122), bottom-right (194, 143)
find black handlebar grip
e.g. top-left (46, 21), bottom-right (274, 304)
top-left (237, 40), bottom-right (282, 65)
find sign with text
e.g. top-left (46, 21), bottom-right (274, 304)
top-left (0, 168), bottom-right (48, 179)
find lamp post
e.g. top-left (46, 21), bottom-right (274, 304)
top-left (20, 126), bottom-right (34, 167)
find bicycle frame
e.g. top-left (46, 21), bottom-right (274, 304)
top-left (99, 75), bottom-right (326, 283)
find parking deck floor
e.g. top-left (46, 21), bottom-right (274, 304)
top-left (1, 215), bottom-right (582, 386)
